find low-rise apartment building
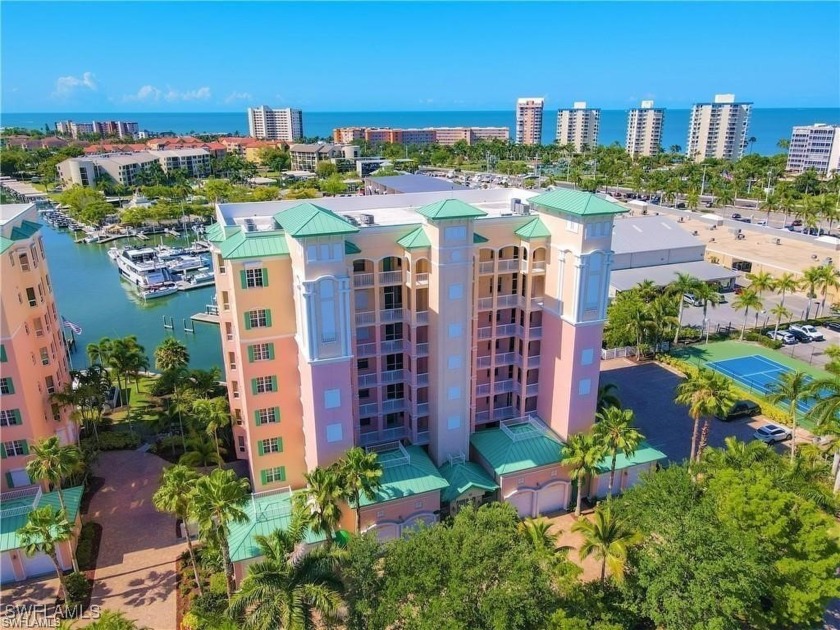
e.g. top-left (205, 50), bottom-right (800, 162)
top-left (57, 149), bottom-right (211, 187)
top-left (207, 187), bottom-right (665, 574)
top-left (55, 120), bottom-right (139, 140)
top-left (786, 124), bottom-right (840, 176)
top-left (289, 143), bottom-right (358, 172)
top-left (0, 203), bottom-right (82, 585)
top-left (333, 127), bottom-right (510, 146)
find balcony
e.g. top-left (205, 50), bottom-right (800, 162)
top-left (354, 273), bottom-right (374, 288)
top-left (493, 406), bottom-right (516, 420)
top-left (355, 311), bottom-right (376, 326)
top-left (494, 379), bottom-right (517, 394)
top-left (381, 339), bottom-right (403, 354)
top-left (530, 297), bottom-right (544, 310)
top-left (359, 425), bottom-right (409, 447)
top-left (497, 259), bottom-right (520, 272)
top-left (379, 271), bottom-right (403, 285)
top-left (415, 342), bottom-right (429, 357)
top-left (496, 294), bottom-right (520, 308)
top-left (525, 383), bottom-right (539, 397)
top-left (495, 323), bottom-right (518, 337)
top-left (414, 273), bottom-right (429, 286)
top-left (414, 372), bottom-right (429, 387)
top-left (413, 401), bottom-right (430, 417)
top-left (380, 308), bottom-right (403, 323)
top-left (477, 297), bottom-right (494, 311)
top-left (478, 261), bottom-right (495, 275)
top-left (356, 343), bottom-right (377, 357)
top-left (358, 402), bottom-right (379, 416)
top-left (476, 355), bottom-right (492, 369)
top-left (475, 410), bottom-right (491, 424)
top-left (476, 382), bottom-right (491, 397)
top-left (414, 310), bottom-right (429, 326)
top-left (414, 431), bottom-right (430, 445)
top-left (381, 369), bottom-right (404, 384)
top-left (358, 373), bottom-right (378, 387)
top-left (518, 325), bottom-right (542, 340)
top-left (477, 326), bottom-right (493, 340)
top-left (382, 398), bottom-right (406, 413)
top-left (528, 260), bottom-right (547, 274)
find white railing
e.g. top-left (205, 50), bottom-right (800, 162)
top-left (532, 260), bottom-right (547, 272)
top-left (381, 369), bottom-right (404, 384)
top-left (358, 373), bottom-right (378, 387)
top-left (414, 402), bottom-right (429, 416)
top-left (415, 342), bottom-right (429, 356)
top-left (381, 339), bottom-right (403, 354)
top-left (354, 273), bottom-right (374, 288)
top-left (415, 273), bottom-right (429, 286)
top-left (528, 354), bottom-right (541, 368)
top-left (493, 406), bottom-right (516, 420)
top-left (379, 271), bottom-right (403, 285)
top-left (500, 414), bottom-right (547, 441)
top-left (475, 410), bottom-right (491, 423)
top-left (367, 440), bottom-right (410, 466)
top-left (355, 311), bottom-right (376, 326)
top-left (477, 296), bottom-right (494, 310)
top-left (497, 259), bottom-right (520, 272)
top-left (518, 325), bottom-right (542, 339)
top-left (358, 402), bottom-right (379, 416)
top-left (530, 297), bottom-right (544, 310)
top-left (356, 343), bottom-right (377, 357)
top-left (476, 355), bottom-right (492, 369)
top-left (495, 323), bottom-right (518, 336)
top-left (414, 431), bottom-right (430, 445)
top-left (414, 372), bottom-right (429, 387)
top-left (359, 431), bottom-right (381, 446)
top-left (497, 294), bottom-right (520, 308)
top-left (494, 379), bottom-right (517, 394)
top-left (477, 326), bottom-right (493, 339)
top-left (380, 308), bottom-right (403, 323)
top-left (495, 352), bottom-right (516, 365)
top-left (476, 382), bottom-right (491, 397)
top-left (0, 486), bottom-right (41, 518)
top-left (415, 310), bottom-right (429, 325)
top-left (525, 383), bottom-right (539, 397)
top-left (382, 398), bottom-right (406, 413)
top-left (478, 261), bottom-right (495, 274)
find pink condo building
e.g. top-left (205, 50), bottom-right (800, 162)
top-left (0, 203), bottom-right (83, 585)
top-left (208, 188), bottom-right (665, 578)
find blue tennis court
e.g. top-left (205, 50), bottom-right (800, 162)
top-left (706, 354), bottom-right (816, 414)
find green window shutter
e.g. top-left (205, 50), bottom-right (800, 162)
top-left (277, 438), bottom-right (284, 453)
top-left (278, 467), bottom-right (286, 482)
top-left (21, 441), bottom-right (29, 455)
top-left (247, 346), bottom-right (255, 363)
top-left (267, 343), bottom-right (275, 360)
top-left (12, 410), bottom-right (21, 426)
top-left (260, 470), bottom-right (267, 485)
top-left (0, 444), bottom-right (6, 459)
top-left (4, 472), bottom-right (12, 488)
top-left (251, 379), bottom-right (258, 395)
top-left (261, 268), bottom-right (269, 287)
top-left (273, 407), bottom-right (280, 423)
top-left (257, 441), bottom-right (264, 456)
top-left (244, 312), bottom-right (252, 330)
top-left (240, 270), bottom-right (248, 289)
top-left (3, 378), bottom-right (13, 394)
top-left (254, 410), bottom-right (262, 426)
top-left (0, 345), bottom-right (6, 362)
top-left (264, 309), bottom-right (272, 327)
top-left (270, 376), bottom-right (278, 392)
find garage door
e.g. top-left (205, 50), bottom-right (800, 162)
top-left (0, 553), bottom-right (16, 584)
top-left (402, 513), bottom-right (436, 533)
top-left (22, 552), bottom-right (54, 579)
top-left (537, 483), bottom-right (568, 515)
top-left (506, 491), bottom-right (533, 518)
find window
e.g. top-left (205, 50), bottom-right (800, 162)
top-left (580, 349), bottom-right (594, 366)
top-left (19, 253), bottom-right (30, 271)
top-left (384, 323), bottom-right (402, 341)
top-left (385, 354), bottom-right (403, 371)
top-left (261, 467), bottom-right (286, 484)
top-left (0, 410), bottom-right (21, 426)
top-left (578, 378), bottom-right (592, 396)
top-left (353, 260), bottom-right (366, 273)
top-left (382, 285), bottom-right (402, 309)
top-left (0, 378), bottom-right (13, 395)
top-left (249, 343), bottom-right (273, 362)
top-left (242, 268), bottom-right (268, 289)
top-left (259, 437), bottom-right (283, 455)
top-left (45, 274), bottom-right (51, 292)
top-left (237, 436), bottom-right (246, 452)
top-left (360, 417), bottom-right (372, 427)
top-left (232, 381), bottom-right (240, 399)
top-left (225, 322), bottom-right (233, 341)
top-left (228, 352), bottom-right (237, 370)
top-left (255, 407), bottom-right (280, 425)
top-left (39, 347), bottom-right (50, 366)
top-left (385, 383), bottom-right (404, 400)
top-left (30, 244), bottom-right (39, 267)
top-left (326, 423), bottom-right (343, 443)
top-left (0, 345), bottom-right (6, 363)
top-left (45, 376), bottom-right (55, 394)
top-left (565, 219), bottom-right (579, 233)
top-left (253, 376), bottom-right (276, 394)
top-left (444, 226), bottom-right (467, 241)
top-left (26, 288), bottom-right (37, 307)
top-left (222, 291), bottom-right (230, 310)
top-left (246, 309), bottom-right (270, 329)
top-left (320, 281), bottom-right (337, 343)
top-left (359, 389), bottom-right (370, 399)
top-left (448, 386), bottom-right (461, 400)
top-left (33, 318), bottom-right (44, 337)
top-left (324, 389), bottom-right (341, 409)
top-left (1, 440), bottom-right (28, 457)
top-left (357, 359), bottom-right (369, 370)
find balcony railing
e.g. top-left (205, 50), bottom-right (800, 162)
top-left (518, 325), bottom-right (543, 339)
top-left (414, 431), bottom-right (430, 445)
top-left (476, 355), bottom-right (492, 369)
top-left (415, 273), bottom-right (429, 286)
top-left (379, 271), bottom-right (403, 285)
top-left (381, 369), bottom-right (404, 384)
top-left (413, 402), bottom-right (430, 416)
top-left (414, 372), bottom-right (429, 387)
top-left (358, 402), bottom-right (379, 416)
top-left (380, 308), bottom-right (403, 323)
top-left (477, 326), bottom-right (493, 340)
top-left (355, 311), bottom-right (376, 326)
top-left (358, 373), bottom-right (378, 387)
top-left (531, 260), bottom-right (547, 272)
top-left (474, 410), bottom-right (491, 423)
top-left (476, 382), bottom-right (491, 397)
top-left (415, 342), bottom-right (429, 357)
top-left (478, 261), bottom-right (495, 274)
top-left (495, 323), bottom-right (518, 336)
top-left (354, 273), bottom-right (374, 288)
top-left (494, 379), bottom-right (517, 394)
top-left (493, 406), bottom-right (516, 420)
top-left (527, 354), bottom-right (540, 368)
top-left (530, 297), bottom-right (545, 310)
top-left (525, 383), bottom-right (539, 397)
top-left (477, 297), bottom-right (494, 311)
top-left (381, 339), bottom-right (404, 354)
top-left (414, 310), bottom-right (429, 325)
top-left (360, 426), bottom-right (409, 447)
top-left (356, 343), bottom-right (377, 357)
top-left (382, 398), bottom-right (406, 413)
top-left (495, 352), bottom-right (516, 365)
top-left (496, 294), bottom-right (520, 308)
top-left (497, 259), bottom-right (520, 272)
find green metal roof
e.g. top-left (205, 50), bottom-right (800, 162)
top-left (438, 460), bottom-right (499, 503)
top-left (0, 236), bottom-right (13, 254)
top-left (219, 230), bottom-right (290, 260)
top-left (397, 226), bottom-right (431, 250)
top-left (1, 486), bottom-right (83, 553)
top-left (416, 199), bottom-right (487, 221)
top-left (227, 491), bottom-right (326, 563)
top-left (595, 442), bottom-right (666, 474)
top-left (529, 189), bottom-right (627, 217)
top-left (473, 232), bottom-right (489, 244)
top-left (275, 202), bottom-right (359, 238)
top-left (344, 240), bottom-right (362, 255)
top-left (515, 218), bottom-right (552, 240)
top-left (205, 222), bottom-right (241, 243)
top-left (359, 445), bottom-right (449, 507)
top-left (470, 424), bottom-right (563, 476)
top-left (9, 220), bottom-right (42, 241)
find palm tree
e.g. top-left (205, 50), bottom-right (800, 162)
top-left (25, 437), bottom-right (82, 515)
top-left (517, 517), bottom-right (559, 552)
top-left (153, 465), bottom-right (203, 595)
top-left (155, 338), bottom-right (190, 448)
top-left (85, 337), bottom-right (112, 367)
top-left (17, 506), bottom-right (73, 602)
top-left (774, 272), bottom-right (799, 309)
top-left (686, 188), bottom-right (700, 210)
top-left (702, 435), bottom-right (771, 469)
top-left (185, 367), bottom-right (222, 400)
top-left (227, 515), bottom-right (344, 629)
top-left (801, 266), bottom-right (824, 320)
top-left (767, 370), bottom-right (812, 462)
top-left (746, 136), bottom-right (757, 154)
top-left (50, 366), bottom-right (112, 442)
top-left (594, 407), bottom-right (644, 500)
top-left (192, 397), bottom-right (230, 468)
top-left (179, 434), bottom-right (225, 468)
top-left (692, 282), bottom-right (720, 343)
top-left (760, 194), bottom-right (780, 225)
top-left (745, 271), bottom-right (775, 299)
top-left (770, 303), bottom-right (792, 338)
top-left (668, 272), bottom-right (701, 344)
top-left (816, 266), bottom-right (840, 318)
top-left (596, 382), bottom-right (621, 413)
top-left (732, 289), bottom-right (763, 340)
top-left (571, 505), bottom-right (640, 583)
top-left (191, 468), bottom-right (250, 600)
top-left (337, 448), bottom-right (382, 534)
top-left (562, 432), bottom-right (605, 516)
top-left (295, 466), bottom-right (344, 548)
top-left (675, 368), bottom-right (735, 462)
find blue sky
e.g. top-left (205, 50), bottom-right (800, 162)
top-left (2, 2), bottom-right (839, 112)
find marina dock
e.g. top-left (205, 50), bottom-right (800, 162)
top-left (191, 312), bottom-right (220, 324)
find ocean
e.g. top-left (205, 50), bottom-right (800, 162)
top-left (3, 109), bottom-right (839, 156)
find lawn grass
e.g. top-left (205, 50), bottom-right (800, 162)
top-left (108, 375), bottom-right (161, 424)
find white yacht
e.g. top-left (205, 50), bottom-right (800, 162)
top-left (140, 284), bottom-right (178, 300)
top-left (115, 247), bottom-right (171, 287)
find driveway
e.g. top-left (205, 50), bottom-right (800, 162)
top-left (83, 450), bottom-right (183, 629)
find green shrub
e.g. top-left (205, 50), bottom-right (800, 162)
top-left (88, 432), bottom-right (141, 451)
top-left (191, 592), bottom-right (227, 617)
top-left (75, 522), bottom-right (101, 571)
top-left (744, 331), bottom-right (783, 350)
top-left (208, 572), bottom-right (228, 596)
top-left (64, 572), bottom-right (91, 610)
top-left (181, 612), bottom-right (201, 630)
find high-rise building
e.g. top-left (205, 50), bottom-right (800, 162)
top-left (247, 106), bottom-right (303, 141)
top-left (686, 94), bottom-right (752, 162)
top-left (207, 188), bottom-right (665, 577)
top-left (55, 120), bottom-right (139, 139)
top-left (786, 124), bottom-right (840, 176)
top-left (625, 100), bottom-right (664, 157)
top-left (555, 102), bottom-right (600, 152)
top-left (1, 203), bottom-right (83, 583)
top-left (516, 98), bottom-right (544, 145)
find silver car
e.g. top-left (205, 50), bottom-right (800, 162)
top-left (753, 424), bottom-right (793, 443)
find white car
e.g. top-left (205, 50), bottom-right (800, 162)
top-left (789, 324), bottom-right (824, 342)
top-left (753, 424), bottom-right (793, 444)
top-left (767, 331), bottom-right (796, 345)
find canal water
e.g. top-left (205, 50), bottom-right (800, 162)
top-left (41, 225), bottom-right (224, 372)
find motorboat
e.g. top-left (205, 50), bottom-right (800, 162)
top-left (140, 284), bottom-right (178, 300)
top-left (115, 247), bottom-right (171, 287)
top-left (167, 255), bottom-right (207, 273)
top-left (189, 271), bottom-right (215, 286)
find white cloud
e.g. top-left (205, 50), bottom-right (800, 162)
top-left (53, 72), bottom-right (97, 97)
top-left (166, 86), bottom-right (211, 101)
top-left (224, 91), bottom-right (253, 104)
top-left (123, 85), bottom-right (212, 103)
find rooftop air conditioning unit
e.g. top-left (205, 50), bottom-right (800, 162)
top-left (360, 213), bottom-right (375, 226)
top-left (501, 210), bottom-right (513, 217)
top-left (511, 198), bottom-right (522, 214)
top-left (342, 214), bottom-right (360, 226)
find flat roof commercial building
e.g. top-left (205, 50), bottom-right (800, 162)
top-left (687, 94), bottom-right (752, 162)
top-left (786, 124), bottom-right (840, 176)
top-left (248, 106), bottom-right (303, 142)
top-left (363, 174), bottom-right (467, 195)
top-left (625, 100), bottom-right (664, 157)
top-left (516, 98), bottom-right (544, 145)
top-left (556, 102), bottom-right (600, 152)
top-left (207, 187), bottom-right (664, 560)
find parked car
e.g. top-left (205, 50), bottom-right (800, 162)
top-left (675, 202), bottom-right (686, 209)
top-left (767, 330), bottom-right (797, 345)
top-left (731, 213), bottom-right (742, 220)
top-left (753, 424), bottom-right (793, 443)
top-left (704, 201), bottom-right (714, 208)
top-left (823, 320), bottom-right (840, 332)
top-left (718, 400), bottom-right (761, 421)
top-left (715, 293), bottom-right (727, 304)
top-left (789, 324), bottom-right (824, 342)
top-left (683, 293), bottom-right (704, 307)
top-left (650, 195), bottom-right (661, 204)
top-left (792, 219), bottom-right (803, 226)
top-left (785, 328), bottom-right (811, 343)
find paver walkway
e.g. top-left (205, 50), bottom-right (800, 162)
top-left (83, 450), bottom-right (183, 629)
